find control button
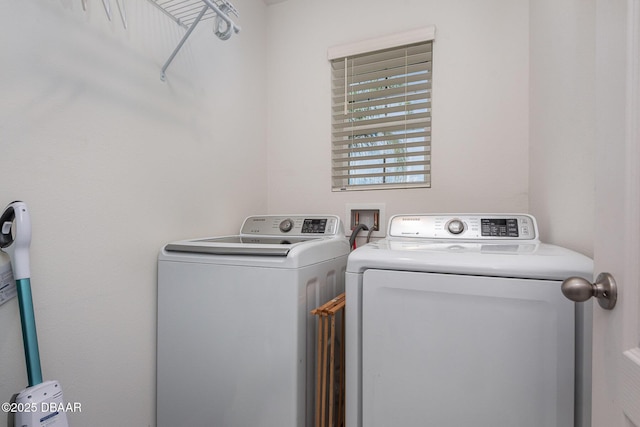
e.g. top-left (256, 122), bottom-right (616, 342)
top-left (279, 219), bottom-right (294, 233)
top-left (446, 219), bottom-right (465, 235)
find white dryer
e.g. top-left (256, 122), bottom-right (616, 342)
top-left (345, 214), bottom-right (593, 427)
top-left (157, 215), bottom-right (349, 427)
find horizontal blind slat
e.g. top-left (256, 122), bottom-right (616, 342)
top-left (332, 137), bottom-right (430, 153)
top-left (332, 167), bottom-right (431, 181)
top-left (332, 60), bottom-right (431, 82)
top-left (333, 101), bottom-right (431, 123)
top-left (333, 159), bottom-right (430, 172)
top-left (335, 84), bottom-right (431, 108)
top-left (330, 42), bottom-right (433, 70)
top-left (332, 54), bottom-right (432, 78)
top-left (332, 76), bottom-right (432, 99)
top-left (332, 116), bottom-right (431, 138)
top-left (332, 181), bottom-right (432, 192)
top-left (332, 86), bottom-right (431, 108)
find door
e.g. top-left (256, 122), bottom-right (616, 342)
top-left (592, 0), bottom-right (640, 425)
top-left (361, 270), bottom-right (576, 427)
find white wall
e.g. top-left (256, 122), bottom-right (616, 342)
top-left (266, 0), bottom-right (531, 232)
top-left (265, 0), bottom-right (595, 255)
top-left (529, 0), bottom-right (595, 256)
top-left (0, 1), bottom-right (267, 425)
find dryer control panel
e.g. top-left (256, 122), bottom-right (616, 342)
top-left (240, 215), bottom-right (343, 236)
top-left (388, 214), bottom-right (538, 241)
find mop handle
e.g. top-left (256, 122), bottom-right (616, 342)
top-left (15, 277), bottom-right (43, 387)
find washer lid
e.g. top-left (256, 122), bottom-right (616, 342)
top-left (165, 235), bottom-right (324, 256)
top-left (162, 215), bottom-right (348, 258)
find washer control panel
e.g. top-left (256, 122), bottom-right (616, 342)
top-left (388, 214), bottom-right (538, 241)
top-left (240, 215), bottom-right (342, 236)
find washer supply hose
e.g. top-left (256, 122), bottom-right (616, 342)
top-left (349, 224), bottom-right (369, 250)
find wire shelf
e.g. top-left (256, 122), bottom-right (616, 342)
top-left (148, 0), bottom-right (238, 30)
top-left (147, 0), bottom-right (240, 80)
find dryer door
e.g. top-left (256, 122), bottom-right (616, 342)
top-left (361, 269), bottom-right (575, 427)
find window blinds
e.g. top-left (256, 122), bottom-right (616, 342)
top-left (329, 32), bottom-right (433, 191)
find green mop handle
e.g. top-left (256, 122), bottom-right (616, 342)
top-left (15, 277), bottom-right (43, 387)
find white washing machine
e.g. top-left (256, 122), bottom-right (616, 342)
top-left (345, 214), bottom-right (593, 427)
top-left (157, 215), bottom-right (349, 427)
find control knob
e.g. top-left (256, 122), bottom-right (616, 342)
top-left (279, 218), bottom-right (294, 233)
top-left (447, 219), bottom-right (465, 235)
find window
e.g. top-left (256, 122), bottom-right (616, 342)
top-left (328, 28), bottom-right (434, 191)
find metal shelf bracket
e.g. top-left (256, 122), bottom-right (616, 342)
top-left (147, 0), bottom-right (241, 80)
